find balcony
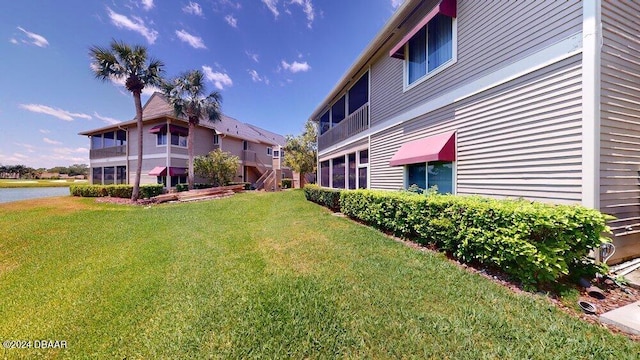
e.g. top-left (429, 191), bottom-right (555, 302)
top-left (318, 103), bottom-right (369, 150)
top-left (90, 145), bottom-right (126, 159)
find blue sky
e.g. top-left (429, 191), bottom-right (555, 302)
top-left (0, 0), bottom-right (403, 169)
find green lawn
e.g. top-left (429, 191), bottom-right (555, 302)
top-left (0, 191), bottom-right (637, 359)
top-left (0, 179), bottom-right (86, 188)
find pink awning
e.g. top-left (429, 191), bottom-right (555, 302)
top-left (169, 167), bottom-right (187, 176)
top-left (149, 166), bottom-right (167, 176)
top-left (169, 125), bottom-right (188, 136)
top-left (389, 131), bottom-right (456, 166)
top-left (149, 124), bottom-right (166, 134)
top-left (389, 0), bottom-right (457, 59)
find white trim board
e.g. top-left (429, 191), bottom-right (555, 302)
top-left (319, 32), bottom-right (584, 157)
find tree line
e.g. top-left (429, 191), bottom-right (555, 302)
top-left (0, 164), bottom-right (88, 179)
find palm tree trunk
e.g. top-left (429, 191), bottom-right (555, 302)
top-left (132, 91), bottom-right (144, 201)
top-left (188, 120), bottom-right (195, 190)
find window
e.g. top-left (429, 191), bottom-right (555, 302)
top-left (103, 132), bottom-right (115, 148)
top-left (157, 176), bottom-right (166, 187)
top-left (267, 147), bottom-right (272, 156)
top-left (319, 111), bottom-right (330, 135)
top-left (359, 149), bottom-right (369, 164)
top-left (103, 166), bottom-right (115, 185)
top-left (171, 133), bottom-right (187, 147)
top-left (405, 161), bottom-right (453, 194)
top-left (348, 72), bottom-right (369, 114)
top-left (91, 134), bottom-right (102, 149)
top-left (358, 168), bottom-right (368, 189)
top-left (331, 96), bottom-right (346, 126)
top-left (171, 175), bottom-right (187, 187)
top-left (92, 167), bottom-right (102, 185)
top-left (407, 13), bottom-right (454, 85)
top-left (116, 130), bottom-right (127, 146)
top-left (273, 150), bottom-right (280, 158)
top-left (332, 157), bottom-right (345, 189)
top-left (243, 141), bottom-right (248, 151)
top-left (348, 153), bottom-right (356, 189)
top-left (116, 166), bottom-right (127, 184)
top-left (157, 133), bottom-right (167, 146)
top-left (320, 160), bottom-right (330, 187)
top-left (213, 134), bottom-right (220, 145)
top-left (280, 150), bottom-right (284, 158)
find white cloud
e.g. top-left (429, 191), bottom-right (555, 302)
top-left (9, 38), bottom-right (18, 44)
top-left (225, 14), bottom-right (238, 28)
top-left (53, 147), bottom-right (89, 155)
top-left (16, 26), bottom-right (49, 47)
top-left (43, 137), bottom-right (62, 145)
top-left (290, 0), bottom-right (315, 28)
top-left (248, 69), bottom-right (267, 83)
top-left (175, 29), bottom-right (206, 49)
top-left (202, 65), bottom-right (233, 90)
top-left (245, 50), bottom-right (259, 63)
top-left (141, 0), bottom-right (154, 10)
top-left (20, 104), bottom-right (92, 121)
top-left (281, 60), bottom-right (310, 73)
top-left (183, 2), bottom-right (203, 16)
top-left (93, 112), bottom-right (122, 125)
top-left (14, 143), bottom-right (36, 153)
top-left (107, 8), bottom-right (158, 44)
top-left (262, 0), bottom-right (279, 18)
top-left (39, 129), bottom-right (50, 134)
top-left (391, 0), bottom-right (405, 8)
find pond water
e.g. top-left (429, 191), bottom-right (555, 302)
top-left (0, 187), bottom-right (71, 204)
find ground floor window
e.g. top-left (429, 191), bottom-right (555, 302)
top-left (332, 157), bottom-right (345, 189)
top-left (320, 161), bottom-right (330, 187)
top-left (348, 153), bottom-right (356, 189)
top-left (92, 167), bottom-right (102, 185)
top-left (358, 167), bottom-right (367, 189)
top-left (406, 161), bottom-right (453, 194)
top-left (92, 166), bottom-right (127, 185)
top-left (171, 175), bottom-right (187, 187)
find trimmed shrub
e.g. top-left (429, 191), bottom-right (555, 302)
top-left (281, 178), bottom-right (293, 189)
top-left (105, 185), bottom-right (133, 198)
top-left (337, 189), bottom-right (613, 286)
top-left (303, 185), bottom-right (342, 212)
top-left (140, 184), bottom-right (164, 199)
top-left (70, 185), bottom-right (109, 197)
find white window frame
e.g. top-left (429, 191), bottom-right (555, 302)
top-left (170, 133), bottom-right (188, 148)
top-left (404, 161), bottom-right (456, 194)
top-left (356, 149), bottom-right (369, 189)
top-left (156, 132), bottom-right (167, 147)
top-left (213, 134), bottom-right (220, 145)
top-left (403, 16), bottom-right (458, 92)
top-left (267, 147), bottom-right (272, 156)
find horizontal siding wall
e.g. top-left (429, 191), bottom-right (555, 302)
top-left (600, 1), bottom-right (640, 239)
top-left (371, 55), bottom-right (583, 204)
top-left (370, 0), bottom-right (583, 125)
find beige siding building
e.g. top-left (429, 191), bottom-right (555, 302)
top-left (310, 0), bottom-right (640, 263)
top-left (80, 93), bottom-right (290, 190)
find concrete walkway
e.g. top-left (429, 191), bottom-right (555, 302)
top-left (600, 301), bottom-right (640, 335)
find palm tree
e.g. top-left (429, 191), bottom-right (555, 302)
top-left (90, 40), bottom-right (164, 201)
top-left (162, 70), bottom-right (222, 190)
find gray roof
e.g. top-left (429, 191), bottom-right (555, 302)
top-left (79, 92), bottom-right (286, 146)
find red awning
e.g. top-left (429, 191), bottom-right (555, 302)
top-left (169, 125), bottom-right (188, 136)
top-left (389, 131), bottom-right (456, 166)
top-left (169, 167), bottom-right (187, 176)
top-left (149, 124), bottom-right (166, 134)
top-left (149, 166), bottom-right (167, 176)
top-left (389, 0), bottom-right (457, 59)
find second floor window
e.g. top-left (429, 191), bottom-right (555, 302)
top-left (171, 133), bottom-right (187, 147)
top-left (157, 133), bottom-right (167, 146)
top-left (407, 13), bottom-right (453, 85)
top-left (267, 147), bottom-right (272, 155)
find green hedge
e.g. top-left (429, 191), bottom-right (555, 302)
top-left (70, 184), bottom-right (164, 199)
top-left (304, 186), bottom-right (613, 286)
top-left (228, 182), bottom-right (251, 190)
top-left (303, 185), bottom-right (342, 211)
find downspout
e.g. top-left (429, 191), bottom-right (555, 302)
top-left (582, 0), bottom-right (604, 261)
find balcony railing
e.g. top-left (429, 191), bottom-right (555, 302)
top-left (90, 145), bottom-right (126, 159)
top-left (318, 103), bottom-right (369, 150)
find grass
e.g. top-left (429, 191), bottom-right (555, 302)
top-left (0, 179), bottom-right (87, 188)
top-left (0, 191), bottom-right (638, 359)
